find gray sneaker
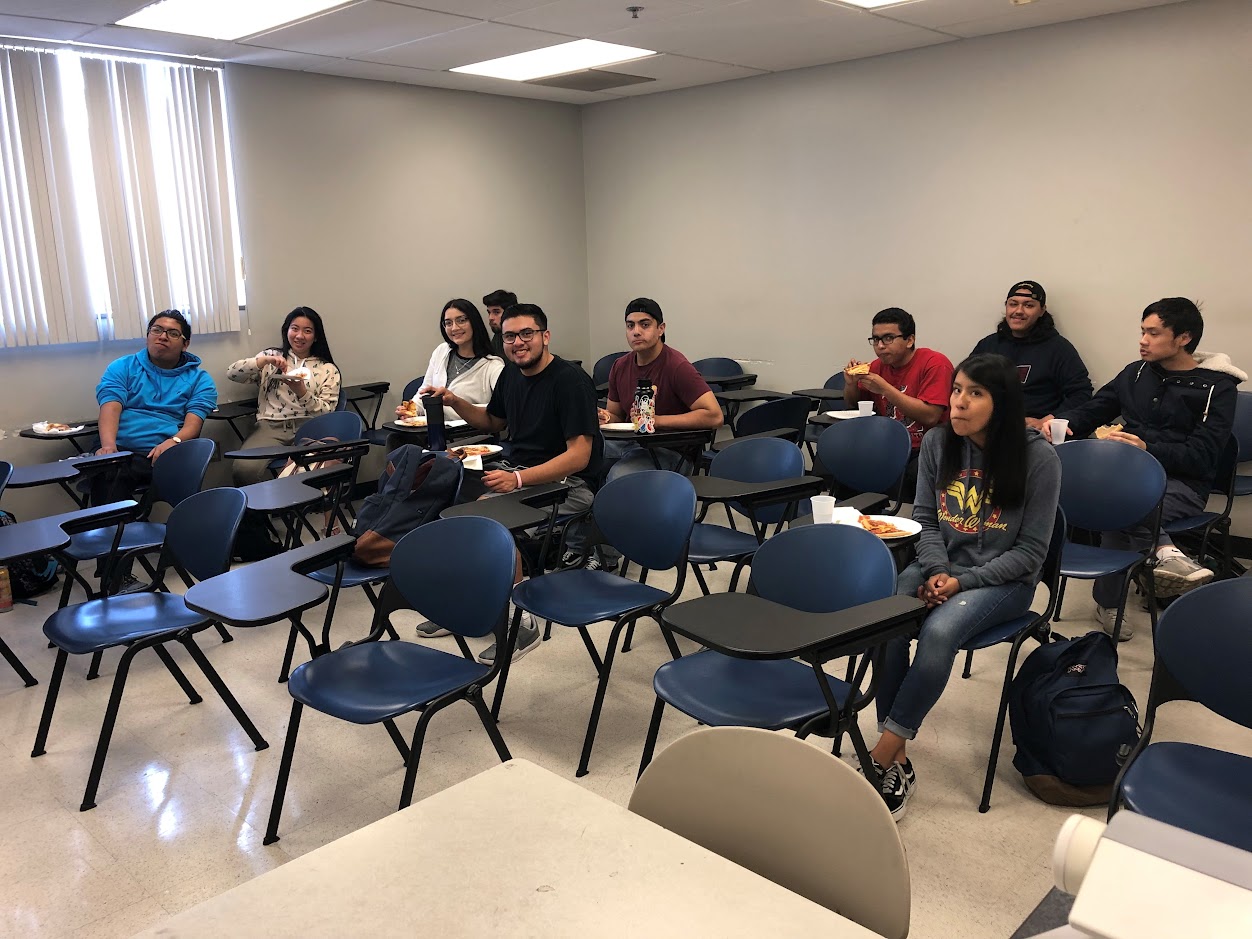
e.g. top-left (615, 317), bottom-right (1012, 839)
top-left (1153, 554), bottom-right (1214, 597)
top-left (1095, 604), bottom-right (1133, 641)
top-left (477, 613), bottom-right (539, 666)
top-left (415, 620), bottom-right (451, 639)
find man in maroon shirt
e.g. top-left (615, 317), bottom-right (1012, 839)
top-left (843, 307), bottom-right (954, 503)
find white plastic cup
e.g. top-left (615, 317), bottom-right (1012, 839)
top-left (1050, 418), bottom-right (1069, 445)
top-left (830, 506), bottom-right (862, 526)
top-left (858, 400), bottom-right (873, 417)
top-left (811, 495), bottom-right (836, 524)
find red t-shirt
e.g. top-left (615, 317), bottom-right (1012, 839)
top-left (867, 347), bottom-right (954, 450)
top-left (608, 345), bottom-right (711, 417)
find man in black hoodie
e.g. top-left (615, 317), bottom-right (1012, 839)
top-left (972, 280), bottom-right (1093, 429)
top-left (1043, 298), bottom-right (1244, 638)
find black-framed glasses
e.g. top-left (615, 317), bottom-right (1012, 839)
top-left (502, 328), bottom-right (540, 344)
top-left (867, 334), bottom-right (903, 346)
top-left (148, 325), bottom-right (186, 340)
top-left (442, 316), bottom-right (471, 329)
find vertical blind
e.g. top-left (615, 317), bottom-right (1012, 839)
top-left (0, 45), bottom-right (241, 348)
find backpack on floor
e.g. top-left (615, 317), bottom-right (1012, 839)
top-left (351, 447), bottom-right (462, 567)
top-left (0, 510), bottom-right (60, 599)
top-left (1008, 631), bottom-right (1141, 806)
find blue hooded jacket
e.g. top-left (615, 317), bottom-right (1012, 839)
top-left (96, 350), bottom-right (218, 451)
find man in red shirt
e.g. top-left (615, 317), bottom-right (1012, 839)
top-left (844, 307), bottom-right (954, 502)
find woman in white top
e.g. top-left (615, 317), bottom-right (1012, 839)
top-left (227, 306), bottom-right (342, 485)
top-left (401, 299), bottom-right (504, 423)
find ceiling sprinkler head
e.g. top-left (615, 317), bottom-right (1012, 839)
top-left (627, 6), bottom-right (643, 18)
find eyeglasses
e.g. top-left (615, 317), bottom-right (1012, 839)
top-left (442, 316), bottom-right (470, 329)
top-left (148, 325), bottom-right (186, 340)
top-left (502, 328), bottom-right (541, 344)
top-left (867, 334), bottom-right (903, 346)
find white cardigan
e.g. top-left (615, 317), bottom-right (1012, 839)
top-left (417, 344), bottom-right (504, 421)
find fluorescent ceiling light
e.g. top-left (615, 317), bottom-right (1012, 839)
top-left (452, 40), bottom-right (656, 82)
top-left (822, 0), bottom-right (925, 9)
top-left (117, 0), bottom-right (350, 41)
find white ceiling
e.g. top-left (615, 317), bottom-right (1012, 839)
top-left (0, 0), bottom-right (1191, 104)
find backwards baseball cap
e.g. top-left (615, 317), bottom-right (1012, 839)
top-left (1006, 280), bottom-right (1046, 305)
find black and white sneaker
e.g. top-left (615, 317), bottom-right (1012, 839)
top-left (415, 620), bottom-right (451, 639)
top-left (560, 550), bottom-right (583, 569)
top-left (880, 759), bottom-right (917, 821)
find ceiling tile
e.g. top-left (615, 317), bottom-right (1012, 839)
top-left (75, 24), bottom-right (238, 57)
top-left (499, 0), bottom-right (705, 37)
top-left (368, 63), bottom-right (614, 102)
top-left (0, 1), bottom-right (149, 26)
top-left (242, 2), bottom-right (477, 58)
top-left (384, 0), bottom-right (553, 18)
top-left (874, 0), bottom-right (1186, 35)
top-left (225, 47), bottom-right (343, 69)
top-left (0, 15), bottom-right (97, 41)
top-left (596, 52), bottom-right (765, 96)
top-left (356, 20), bottom-right (563, 70)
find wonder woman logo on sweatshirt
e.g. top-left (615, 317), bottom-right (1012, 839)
top-left (938, 469), bottom-right (1007, 534)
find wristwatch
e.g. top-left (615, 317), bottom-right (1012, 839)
top-left (171, 435), bottom-right (183, 444)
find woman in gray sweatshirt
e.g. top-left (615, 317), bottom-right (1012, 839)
top-left (869, 353), bottom-right (1062, 819)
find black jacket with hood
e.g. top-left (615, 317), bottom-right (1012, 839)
top-left (1060, 351), bottom-right (1245, 500)
top-left (971, 314), bottom-right (1093, 418)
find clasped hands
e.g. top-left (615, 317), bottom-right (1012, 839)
top-left (918, 572), bottom-right (961, 609)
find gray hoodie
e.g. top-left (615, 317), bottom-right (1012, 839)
top-left (911, 427), bottom-right (1061, 591)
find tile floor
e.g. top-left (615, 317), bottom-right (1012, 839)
top-left (1, 516), bottom-right (1248, 938)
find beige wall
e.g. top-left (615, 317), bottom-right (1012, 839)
top-left (581, 0), bottom-right (1252, 395)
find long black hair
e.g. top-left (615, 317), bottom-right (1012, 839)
top-left (439, 299), bottom-right (493, 359)
top-left (939, 353), bottom-right (1028, 509)
top-left (281, 306), bottom-right (335, 364)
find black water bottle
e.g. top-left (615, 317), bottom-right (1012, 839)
top-left (422, 394), bottom-right (446, 451)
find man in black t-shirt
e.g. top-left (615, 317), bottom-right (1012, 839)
top-left (426, 303), bottom-right (600, 663)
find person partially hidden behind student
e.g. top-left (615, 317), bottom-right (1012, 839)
top-left (971, 280), bottom-right (1093, 428)
top-left (227, 306), bottom-right (342, 486)
top-left (482, 289), bottom-right (517, 359)
top-left (871, 353), bottom-right (1061, 819)
top-left (421, 303), bottom-right (601, 664)
top-left (844, 307), bottom-right (954, 502)
top-left (1042, 298), bottom-right (1243, 638)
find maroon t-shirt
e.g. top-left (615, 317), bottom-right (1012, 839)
top-left (608, 345), bottom-right (711, 417)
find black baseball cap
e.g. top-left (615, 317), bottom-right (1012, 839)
top-left (1006, 280), bottom-right (1046, 304)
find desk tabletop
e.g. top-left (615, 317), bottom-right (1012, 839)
top-left (713, 387), bottom-right (793, 403)
top-left (9, 452), bottom-right (134, 488)
top-left (238, 466), bottom-right (350, 513)
top-left (792, 387), bottom-right (845, 400)
top-left (690, 474), bottom-right (825, 505)
top-left (225, 438), bottom-right (368, 461)
top-left (134, 759), bottom-right (871, 939)
top-left (19, 421), bottom-right (98, 441)
top-left (206, 400), bottom-right (259, 420)
top-left (663, 592), bottom-right (925, 660)
top-left (0, 500), bottom-right (136, 564)
top-left (700, 372), bottom-right (757, 389)
top-left (184, 534), bottom-right (356, 629)
top-left (709, 428), bottom-right (796, 451)
top-left (599, 427), bottom-right (714, 448)
top-left (343, 381), bottom-right (390, 401)
top-left (439, 482), bottom-right (571, 532)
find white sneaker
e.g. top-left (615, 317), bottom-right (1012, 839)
top-left (1095, 604), bottom-right (1133, 641)
top-left (477, 612), bottom-right (539, 665)
top-left (1153, 554), bottom-right (1214, 597)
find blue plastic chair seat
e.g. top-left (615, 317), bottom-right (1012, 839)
top-left (1120, 742), bottom-right (1252, 853)
top-left (513, 569), bottom-right (669, 626)
top-left (307, 559), bottom-right (390, 588)
top-left (44, 593), bottom-right (207, 654)
top-left (1162, 511), bottom-right (1220, 534)
top-left (288, 641), bottom-right (490, 724)
top-left (961, 612), bottom-right (1035, 653)
top-left (63, 522), bottom-right (168, 561)
top-left (687, 524), bottom-right (761, 564)
top-left (365, 428), bottom-right (391, 447)
top-left (654, 652), bottom-right (851, 729)
top-left (1059, 542), bottom-right (1144, 579)
top-left (1233, 476), bottom-right (1252, 497)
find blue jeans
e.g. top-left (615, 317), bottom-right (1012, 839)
top-left (875, 562), bottom-right (1034, 740)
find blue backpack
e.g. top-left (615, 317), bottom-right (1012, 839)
top-left (1009, 631), bottom-right (1140, 805)
top-left (351, 447), bottom-right (462, 567)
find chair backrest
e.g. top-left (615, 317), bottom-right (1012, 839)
top-left (1152, 577), bottom-right (1252, 730)
top-left (387, 516), bottom-right (516, 639)
top-left (401, 376), bottom-right (425, 401)
top-left (692, 356), bottom-right (742, 378)
top-left (299, 410), bottom-right (365, 443)
top-left (1209, 434), bottom-right (1239, 499)
top-left (593, 470), bottom-right (696, 571)
top-left (1039, 506), bottom-right (1067, 601)
top-left (709, 436), bottom-right (805, 524)
top-left (592, 352), bottom-right (629, 386)
top-left (1233, 391), bottom-right (1252, 463)
top-left (823, 372), bottom-right (846, 392)
top-left (1056, 440), bottom-right (1166, 532)
top-left (165, 488), bottom-right (246, 582)
top-left (734, 396), bottom-right (811, 440)
top-left (0, 460), bottom-right (10, 499)
top-left (629, 726), bottom-right (911, 939)
top-left (151, 438), bottom-right (215, 508)
top-left (816, 417), bottom-right (912, 497)
top-left (335, 388), bottom-right (348, 411)
top-left (749, 523), bottom-right (897, 612)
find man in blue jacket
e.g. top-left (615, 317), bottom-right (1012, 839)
top-left (1043, 298), bottom-right (1243, 638)
top-left (93, 309), bottom-right (218, 504)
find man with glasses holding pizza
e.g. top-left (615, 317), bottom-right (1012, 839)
top-left (843, 307), bottom-right (954, 502)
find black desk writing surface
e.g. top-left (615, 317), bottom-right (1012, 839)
top-left (239, 465), bottom-right (346, 513)
top-left (709, 428), bottom-right (794, 451)
top-left (699, 372), bottom-right (757, 391)
top-left (712, 388), bottom-right (791, 403)
top-left (9, 452), bottom-right (133, 489)
top-left (185, 534), bottom-right (356, 629)
top-left (226, 438), bottom-right (367, 461)
top-left (689, 474), bottom-right (825, 506)
top-left (439, 481), bottom-right (571, 533)
top-left (662, 593), bottom-right (925, 660)
top-left (0, 501), bottom-right (136, 564)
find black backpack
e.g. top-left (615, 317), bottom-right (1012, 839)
top-left (1009, 630), bottom-right (1141, 806)
top-left (351, 447), bottom-right (462, 567)
top-left (0, 510), bottom-right (60, 599)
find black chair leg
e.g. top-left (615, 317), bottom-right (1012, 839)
top-left (622, 621), bottom-right (637, 653)
top-left (180, 635), bottom-right (269, 751)
top-left (543, 619), bottom-right (553, 642)
top-left (264, 700), bottom-right (303, 845)
top-left (0, 635), bottom-right (37, 687)
top-left (576, 618), bottom-right (628, 778)
top-left (382, 718), bottom-right (411, 765)
top-left (86, 650), bottom-right (104, 680)
top-left (576, 626), bottom-right (605, 676)
top-left (638, 696), bottom-right (666, 779)
top-left (80, 646), bottom-right (140, 810)
top-left (728, 559), bottom-right (749, 593)
top-left (31, 648), bottom-right (70, 756)
top-left (691, 564), bottom-right (712, 596)
top-left (468, 690), bottom-right (511, 763)
top-left (1052, 576), bottom-right (1068, 621)
top-left (961, 648), bottom-right (975, 679)
top-left (215, 623), bottom-right (233, 644)
top-left (980, 635), bottom-right (1030, 812)
top-left (278, 621), bottom-right (300, 684)
top-left (152, 644), bottom-right (202, 704)
top-left (654, 615), bottom-right (682, 661)
top-left (398, 702), bottom-right (445, 810)
top-left (490, 607), bottom-right (523, 720)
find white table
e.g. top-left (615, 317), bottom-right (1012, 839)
top-left (134, 759), bottom-right (878, 938)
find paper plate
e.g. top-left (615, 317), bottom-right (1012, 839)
top-left (32, 422), bottom-right (85, 435)
top-left (601, 422), bottom-right (638, 432)
top-left (861, 515), bottom-right (921, 540)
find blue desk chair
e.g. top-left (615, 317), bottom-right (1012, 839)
top-left (733, 395), bottom-right (811, 442)
top-left (263, 409), bottom-right (366, 475)
top-left (501, 470), bottom-right (696, 777)
top-left (688, 437), bottom-right (804, 596)
top-left (815, 417), bottom-right (912, 513)
top-left (692, 356), bottom-right (743, 392)
top-left (263, 515), bottom-right (516, 844)
top-left (1109, 577), bottom-right (1252, 852)
top-left (31, 488), bottom-right (267, 811)
top-left (1161, 435), bottom-right (1238, 578)
top-left (958, 508), bottom-right (1066, 812)
top-left (0, 460), bottom-right (36, 687)
top-left (1052, 440), bottom-right (1166, 642)
top-left (803, 373), bottom-right (848, 455)
top-left (366, 376), bottom-right (424, 447)
top-left (639, 523), bottom-right (896, 776)
top-left (1232, 391), bottom-right (1252, 498)
top-left (593, 352), bottom-right (628, 388)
